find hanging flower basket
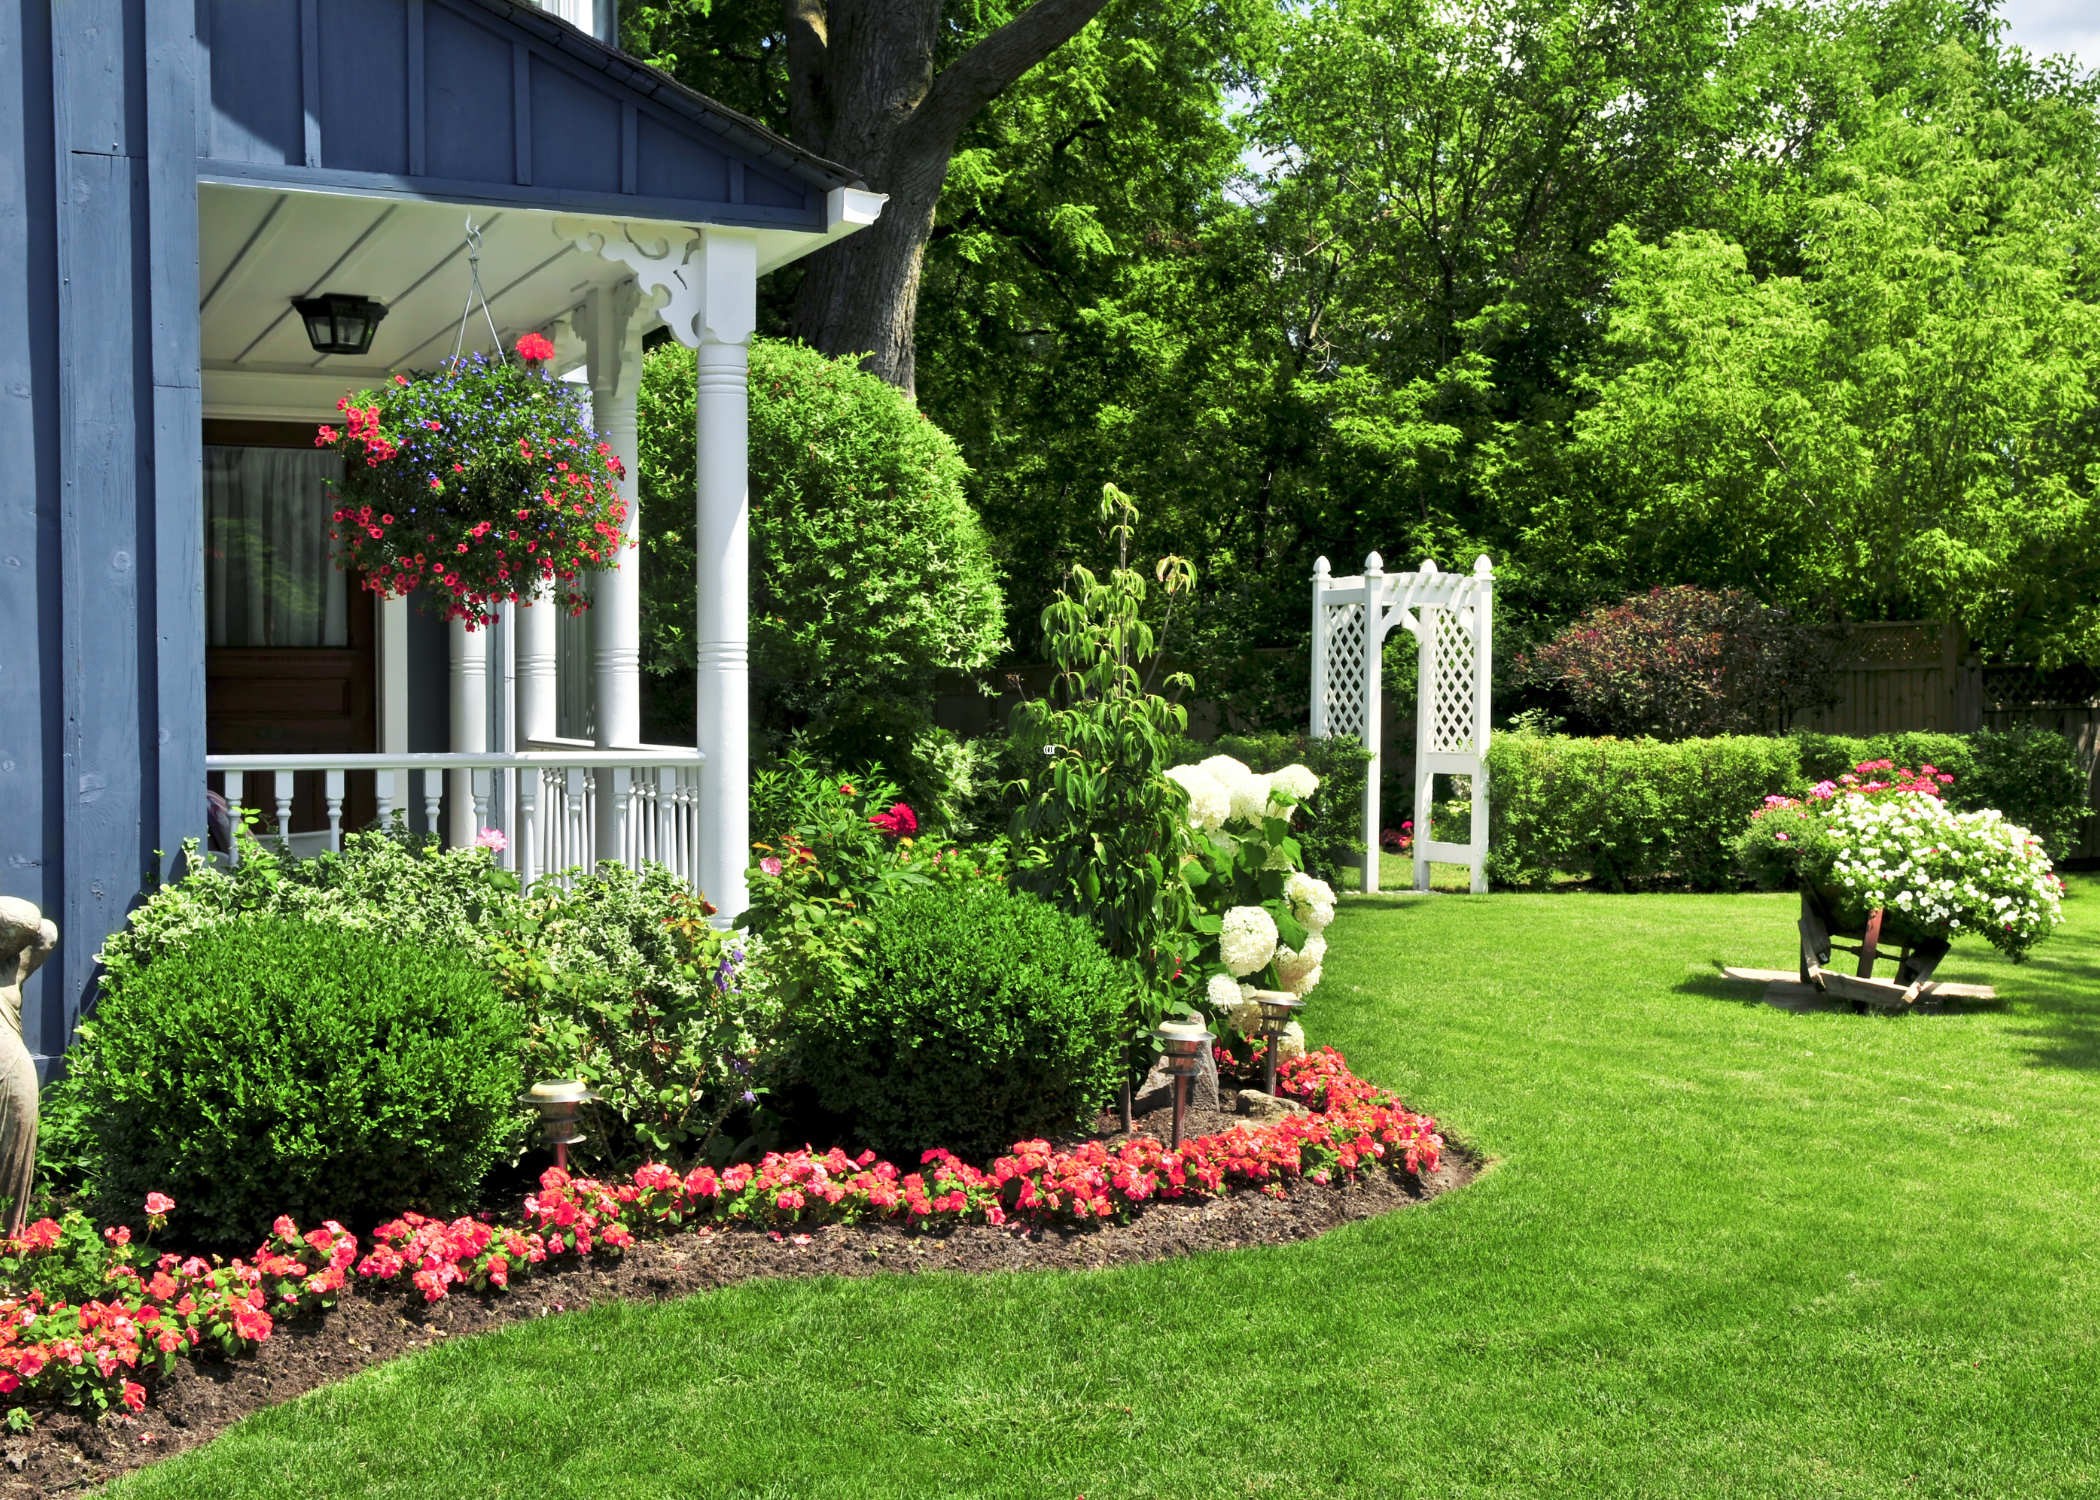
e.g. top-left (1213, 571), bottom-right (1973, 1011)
top-left (320, 334), bottom-right (628, 628)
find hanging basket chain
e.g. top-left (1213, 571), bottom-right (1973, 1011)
top-left (450, 217), bottom-right (507, 368)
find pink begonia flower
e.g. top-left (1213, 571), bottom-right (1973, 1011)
top-left (474, 828), bottom-right (508, 853)
top-left (759, 856), bottom-right (783, 876)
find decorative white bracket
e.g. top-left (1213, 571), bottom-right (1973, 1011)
top-left (1311, 553), bottom-right (1494, 894)
top-left (553, 219), bottom-right (757, 350)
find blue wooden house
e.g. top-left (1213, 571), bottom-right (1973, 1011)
top-left (0, 0), bottom-right (884, 1072)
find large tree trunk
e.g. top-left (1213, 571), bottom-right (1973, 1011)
top-left (783, 0), bottom-right (1109, 395)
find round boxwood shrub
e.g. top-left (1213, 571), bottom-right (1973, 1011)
top-left (77, 917), bottom-right (524, 1245)
top-left (793, 883), bottom-right (1135, 1163)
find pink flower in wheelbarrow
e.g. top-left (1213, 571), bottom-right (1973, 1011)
top-left (474, 828), bottom-right (508, 853)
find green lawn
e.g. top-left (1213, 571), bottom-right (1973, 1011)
top-left (116, 879), bottom-right (2100, 1499)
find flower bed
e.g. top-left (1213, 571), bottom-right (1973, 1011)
top-left (1, 1050), bottom-right (1436, 1417)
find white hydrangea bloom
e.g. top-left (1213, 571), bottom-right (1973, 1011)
top-left (1210, 832), bottom-right (1241, 860)
top-left (1271, 764), bottom-right (1319, 801)
top-left (1164, 764), bottom-right (1231, 832)
top-left (1198, 755), bottom-right (1272, 825)
top-left (1286, 872), bottom-right (1337, 932)
top-left (1218, 904), bottom-right (1279, 976)
top-left (1229, 772), bottom-right (1275, 825)
top-left (1277, 1021), bottom-right (1307, 1061)
top-left (1276, 933), bottom-right (1326, 996)
top-left (1205, 972), bottom-right (1243, 1010)
top-left (1263, 842), bottom-right (1296, 871)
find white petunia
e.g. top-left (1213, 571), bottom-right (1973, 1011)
top-left (1218, 904), bottom-right (1279, 976)
top-left (1275, 933), bottom-right (1326, 996)
top-left (1165, 764), bottom-right (1231, 832)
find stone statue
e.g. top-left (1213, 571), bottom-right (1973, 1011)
top-left (0, 899), bottom-right (56, 1236)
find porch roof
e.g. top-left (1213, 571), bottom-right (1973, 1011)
top-left (197, 0), bottom-right (879, 420)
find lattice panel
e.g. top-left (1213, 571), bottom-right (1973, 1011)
top-left (1428, 608), bottom-right (1477, 753)
top-left (1322, 603), bottom-right (1368, 740)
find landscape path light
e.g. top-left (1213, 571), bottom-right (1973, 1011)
top-left (1153, 1015), bottom-right (1210, 1149)
top-left (1250, 990), bottom-right (1306, 1097)
top-left (520, 1079), bottom-right (601, 1170)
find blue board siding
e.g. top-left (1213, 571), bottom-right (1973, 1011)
top-left (0, 0), bottom-right (66, 1058)
top-left (198, 0), bottom-right (828, 224)
top-left (319, 0), bottom-right (411, 176)
top-left (11, 0), bottom-right (202, 1068)
top-left (204, 0), bottom-right (302, 164)
top-left (529, 51), bottom-right (619, 191)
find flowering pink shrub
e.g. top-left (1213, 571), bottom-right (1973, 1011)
top-left (10, 1050), bottom-right (1435, 1415)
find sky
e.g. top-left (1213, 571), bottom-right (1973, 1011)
top-left (1995, 0), bottom-right (2100, 70)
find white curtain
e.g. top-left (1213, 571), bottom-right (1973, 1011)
top-left (204, 446), bottom-right (348, 648)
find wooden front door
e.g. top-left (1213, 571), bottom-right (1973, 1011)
top-left (203, 420), bottom-right (377, 835)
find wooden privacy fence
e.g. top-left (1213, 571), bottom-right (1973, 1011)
top-left (1792, 621), bottom-right (2099, 860)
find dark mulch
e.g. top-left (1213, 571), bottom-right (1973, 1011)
top-left (0, 1102), bottom-right (1478, 1497)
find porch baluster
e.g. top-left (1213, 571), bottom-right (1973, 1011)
top-left (273, 772), bottom-right (294, 846)
top-left (517, 766), bottom-right (538, 888)
top-left (324, 770), bottom-right (345, 853)
top-left (470, 769), bottom-right (491, 844)
top-left (421, 771), bottom-right (443, 844)
top-left (566, 767), bottom-right (588, 876)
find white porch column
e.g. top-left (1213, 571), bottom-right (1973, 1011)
top-left (556, 219), bottom-right (757, 919)
top-left (516, 596), bottom-right (557, 746)
top-left (690, 235), bottom-right (757, 921)
top-left (448, 618), bottom-right (488, 847)
top-left (583, 281), bottom-right (645, 860)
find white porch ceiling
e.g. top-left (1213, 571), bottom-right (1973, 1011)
top-left (199, 181), bottom-right (867, 421)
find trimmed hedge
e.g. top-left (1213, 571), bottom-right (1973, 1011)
top-left (78, 918), bottom-right (525, 1244)
top-left (790, 883), bottom-right (1135, 1163)
top-left (1485, 726), bottom-right (2090, 888)
top-left (1485, 734), bottom-right (1803, 889)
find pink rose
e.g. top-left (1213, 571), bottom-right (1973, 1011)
top-left (474, 828), bottom-right (508, 853)
top-left (759, 856), bottom-right (783, 876)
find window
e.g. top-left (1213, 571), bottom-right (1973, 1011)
top-left (204, 445), bottom-right (348, 647)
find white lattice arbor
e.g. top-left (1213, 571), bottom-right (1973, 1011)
top-left (1311, 553), bottom-right (1495, 893)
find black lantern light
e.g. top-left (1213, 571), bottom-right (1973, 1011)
top-left (292, 293), bottom-right (389, 356)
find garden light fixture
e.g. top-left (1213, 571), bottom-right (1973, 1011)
top-left (1250, 990), bottom-right (1306, 1097)
top-left (293, 293), bottom-right (389, 356)
top-left (520, 1079), bottom-right (601, 1170)
top-left (1153, 1016), bottom-right (1210, 1148)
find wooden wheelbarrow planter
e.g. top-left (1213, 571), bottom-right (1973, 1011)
top-left (1720, 888), bottom-right (1995, 1012)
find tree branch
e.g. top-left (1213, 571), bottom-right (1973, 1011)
top-left (903, 0), bottom-right (1110, 158)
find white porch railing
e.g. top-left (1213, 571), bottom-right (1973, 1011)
top-left (207, 749), bottom-right (706, 889)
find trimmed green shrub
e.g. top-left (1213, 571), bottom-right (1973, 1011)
top-left (1485, 732), bottom-right (1804, 889)
top-left (75, 918), bottom-right (525, 1244)
top-left (789, 883), bottom-right (1134, 1163)
top-left (1966, 725), bottom-right (2091, 860)
top-left (1485, 724), bottom-right (2091, 885)
top-left (637, 337), bottom-right (1006, 784)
